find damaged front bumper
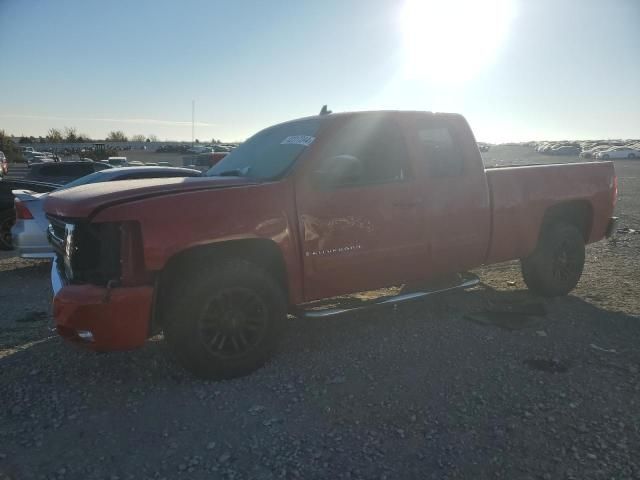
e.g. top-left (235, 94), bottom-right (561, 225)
top-left (51, 257), bottom-right (153, 351)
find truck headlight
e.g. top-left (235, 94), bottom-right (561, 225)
top-left (63, 223), bottom-right (76, 280)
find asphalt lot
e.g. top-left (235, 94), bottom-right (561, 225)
top-left (1, 147), bottom-right (639, 480)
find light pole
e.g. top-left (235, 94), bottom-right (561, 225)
top-left (191, 99), bottom-right (195, 147)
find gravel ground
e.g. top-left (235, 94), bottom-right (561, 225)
top-left (1, 147), bottom-right (639, 480)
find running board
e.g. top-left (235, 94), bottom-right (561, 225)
top-left (300, 273), bottom-right (480, 318)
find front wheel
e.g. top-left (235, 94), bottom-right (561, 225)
top-left (601, 154), bottom-right (610, 159)
top-left (0, 210), bottom-right (15, 251)
top-left (521, 223), bottom-right (585, 297)
top-left (163, 259), bottom-right (286, 380)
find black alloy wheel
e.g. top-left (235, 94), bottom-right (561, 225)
top-left (197, 287), bottom-right (269, 359)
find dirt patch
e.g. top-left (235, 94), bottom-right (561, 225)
top-left (524, 358), bottom-right (571, 373)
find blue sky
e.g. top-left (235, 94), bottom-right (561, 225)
top-left (0, 0), bottom-right (638, 142)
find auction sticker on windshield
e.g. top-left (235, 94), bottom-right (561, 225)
top-left (281, 135), bottom-right (315, 146)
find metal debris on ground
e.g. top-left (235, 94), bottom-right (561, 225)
top-left (523, 358), bottom-right (570, 373)
top-left (589, 343), bottom-right (619, 354)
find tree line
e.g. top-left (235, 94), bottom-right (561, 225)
top-left (0, 130), bottom-right (24, 163)
top-left (17, 127), bottom-right (160, 144)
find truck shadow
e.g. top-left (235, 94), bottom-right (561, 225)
top-left (2, 281), bottom-right (639, 388)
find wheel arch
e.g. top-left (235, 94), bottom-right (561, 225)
top-left (151, 238), bottom-right (289, 333)
top-left (539, 200), bottom-right (594, 243)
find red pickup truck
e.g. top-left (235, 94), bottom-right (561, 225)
top-left (44, 111), bottom-right (618, 379)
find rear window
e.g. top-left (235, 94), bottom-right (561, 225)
top-left (415, 124), bottom-right (464, 176)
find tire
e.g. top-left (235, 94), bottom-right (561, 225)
top-left (0, 210), bottom-right (15, 251)
top-left (628, 153), bottom-right (636, 159)
top-left (163, 258), bottom-right (286, 380)
top-left (520, 223), bottom-right (585, 297)
top-left (602, 154), bottom-right (609, 160)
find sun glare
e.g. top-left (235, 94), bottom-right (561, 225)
top-left (400, 0), bottom-right (514, 83)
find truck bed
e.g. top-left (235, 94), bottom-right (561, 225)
top-left (485, 161), bottom-right (616, 264)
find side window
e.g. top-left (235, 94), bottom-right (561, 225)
top-left (417, 125), bottom-right (464, 176)
top-left (321, 116), bottom-right (411, 186)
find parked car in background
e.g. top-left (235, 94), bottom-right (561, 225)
top-left (182, 151), bottom-right (229, 172)
top-left (156, 144), bottom-right (192, 154)
top-left (129, 160), bottom-right (144, 166)
top-left (580, 145), bottom-right (612, 158)
top-left (0, 151), bottom-right (7, 178)
top-left (186, 146), bottom-right (214, 154)
top-left (107, 156), bottom-right (128, 167)
top-left (596, 147), bottom-right (639, 159)
top-left (0, 178), bottom-right (59, 250)
top-left (549, 145), bottom-right (580, 156)
top-left (12, 166), bottom-right (201, 257)
top-left (26, 161), bottom-right (112, 184)
top-left (24, 151), bottom-right (56, 165)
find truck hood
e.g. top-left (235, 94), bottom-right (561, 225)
top-left (44, 176), bottom-right (256, 218)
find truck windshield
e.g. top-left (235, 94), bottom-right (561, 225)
top-left (206, 118), bottom-right (321, 180)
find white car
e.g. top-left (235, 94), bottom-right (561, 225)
top-left (107, 156), bottom-right (128, 167)
top-left (596, 147), bottom-right (639, 159)
top-left (11, 166), bottom-right (201, 258)
top-left (580, 145), bottom-right (613, 158)
top-left (187, 146), bottom-right (215, 154)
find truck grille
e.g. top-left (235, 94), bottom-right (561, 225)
top-left (47, 215), bottom-right (122, 286)
top-left (47, 216), bottom-right (67, 256)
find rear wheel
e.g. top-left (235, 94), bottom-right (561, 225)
top-left (0, 210), bottom-right (15, 250)
top-left (163, 259), bottom-right (286, 379)
top-left (602, 154), bottom-right (610, 159)
top-left (628, 153), bottom-right (636, 159)
top-left (520, 223), bottom-right (585, 297)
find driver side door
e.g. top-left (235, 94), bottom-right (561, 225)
top-left (294, 114), bottom-right (427, 301)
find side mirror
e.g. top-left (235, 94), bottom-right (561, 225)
top-left (312, 155), bottom-right (363, 188)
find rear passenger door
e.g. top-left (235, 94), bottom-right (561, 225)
top-left (402, 114), bottom-right (491, 276)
